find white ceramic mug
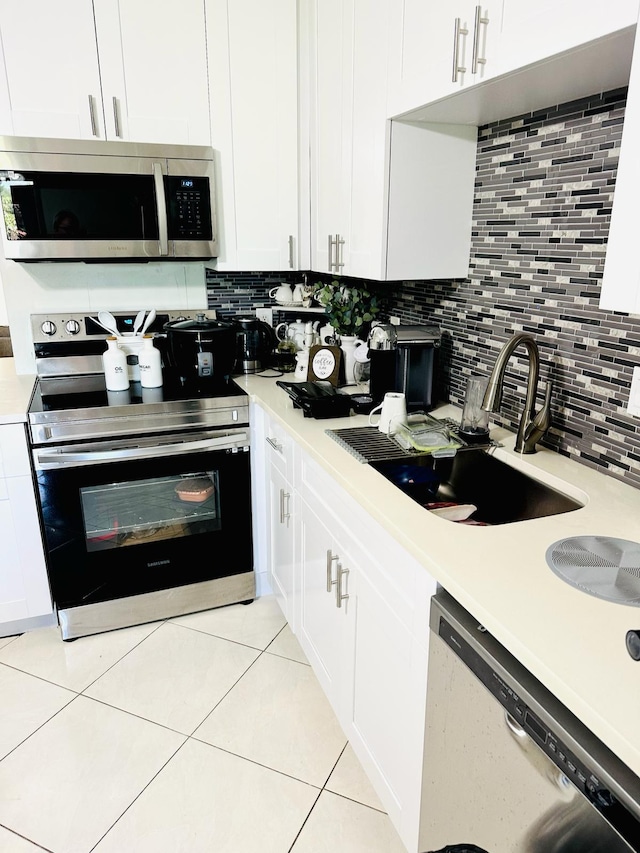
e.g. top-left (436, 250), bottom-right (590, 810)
top-left (269, 283), bottom-right (294, 303)
top-left (368, 392), bottom-right (407, 435)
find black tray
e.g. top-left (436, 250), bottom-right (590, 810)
top-left (276, 381), bottom-right (353, 419)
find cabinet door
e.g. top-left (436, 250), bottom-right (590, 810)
top-left (387, 1), bottom-right (500, 118)
top-left (346, 0), bottom-right (393, 280)
top-left (208, 0), bottom-right (299, 270)
top-left (497, 0), bottom-right (639, 77)
top-left (267, 464), bottom-right (296, 624)
top-left (0, 0), bottom-right (105, 139)
top-left (600, 6), bottom-right (640, 313)
top-left (297, 496), bottom-right (349, 712)
top-left (345, 557), bottom-right (434, 850)
top-left (309, 0), bottom-right (354, 273)
top-left (93, 0), bottom-right (210, 144)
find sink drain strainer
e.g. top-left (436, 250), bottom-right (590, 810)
top-left (546, 536), bottom-right (640, 605)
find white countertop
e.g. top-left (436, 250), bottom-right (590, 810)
top-left (0, 358), bottom-right (34, 424)
top-left (238, 374), bottom-right (640, 780)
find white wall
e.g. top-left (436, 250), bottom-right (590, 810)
top-left (1, 260), bottom-right (208, 373)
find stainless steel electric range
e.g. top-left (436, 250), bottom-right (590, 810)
top-left (28, 310), bottom-right (254, 641)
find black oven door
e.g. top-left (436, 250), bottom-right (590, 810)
top-left (33, 429), bottom-right (252, 619)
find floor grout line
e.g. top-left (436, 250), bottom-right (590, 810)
top-left (0, 822), bottom-right (53, 852)
top-left (0, 604), bottom-right (392, 851)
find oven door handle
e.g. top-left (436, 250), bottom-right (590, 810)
top-left (34, 431), bottom-right (249, 469)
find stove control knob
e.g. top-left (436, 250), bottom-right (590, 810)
top-left (41, 320), bottom-right (57, 337)
top-left (65, 319), bottom-right (81, 336)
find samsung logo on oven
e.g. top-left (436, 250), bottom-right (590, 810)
top-left (108, 245), bottom-right (128, 252)
top-left (147, 559), bottom-right (171, 568)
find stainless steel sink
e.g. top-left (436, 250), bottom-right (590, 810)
top-left (370, 448), bottom-right (584, 525)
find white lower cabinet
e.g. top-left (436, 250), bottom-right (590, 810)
top-left (268, 462), bottom-right (296, 625)
top-left (297, 459), bottom-right (436, 851)
top-left (253, 401), bottom-right (437, 852)
top-left (298, 495), bottom-right (350, 708)
top-left (0, 423), bottom-right (53, 635)
top-left (253, 403), bottom-right (298, 621)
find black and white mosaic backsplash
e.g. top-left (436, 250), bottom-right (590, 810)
top-left (390, 88), bottom-right (640, 489)
top-left (206, 87), bottom-right (640, 490)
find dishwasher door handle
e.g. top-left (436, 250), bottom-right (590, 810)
top-left (504, 712), bottom-right (528, 739)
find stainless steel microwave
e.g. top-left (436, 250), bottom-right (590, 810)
top-left (0, 136), bottom-right (218, 261)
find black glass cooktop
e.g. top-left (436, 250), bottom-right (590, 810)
top-left (29, 374), bottom-right (246, 416)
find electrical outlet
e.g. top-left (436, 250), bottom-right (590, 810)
top-left (255, 307), bottom-right (274, 326)
top-left (389, 315), bottom-right (400, 325)
top-left (628, 367), bottom-right (640, 416)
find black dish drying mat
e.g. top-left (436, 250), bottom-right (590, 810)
top-left (326, 426), bottom-right (422, 463)
top-left (325, 418), bottom-right (484, 464)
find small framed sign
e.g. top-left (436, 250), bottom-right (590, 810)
top-left (307, 345), bottom-right (342, 386)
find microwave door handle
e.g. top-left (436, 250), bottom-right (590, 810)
top-left (152, 162), bottom-right (169, 256)
top-left (35, 431), bottom-right (249, 468)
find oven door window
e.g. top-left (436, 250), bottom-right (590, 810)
top-left (81, 471), bottom-right (220, 552)
top-left (36, 445), bottom-right (252, 610)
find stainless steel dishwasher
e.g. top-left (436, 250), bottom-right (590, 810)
top-left (420, 590), bottom-right (640, 853)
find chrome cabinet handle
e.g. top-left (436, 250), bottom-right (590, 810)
top-left (266, 436), bottom-right (283, 454)
top-left (88, 95), bottom-right (98, 137)
top-left (288, 235), bottom-right (295, 269)
top-left (452, 17), bottom-right (468, 83)
top-left (328, 234), bottom-right (336, 272)
top-left (326, 549), bottom-right (338, 592)
top-left (112, 96), bottom-right (122, 138)
top-left (471, 5), bottom-right (489, 74)
top-left (279, 488), bottom-right (291, 524)
top-left (336, 234), bottom-right (345, 270)
top-left (336, 563), bottom-right (349, 608)
top-left (152, 162), bottom-right (169, 256)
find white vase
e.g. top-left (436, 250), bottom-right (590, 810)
top-left (339, 335), bottom-right (364, 385)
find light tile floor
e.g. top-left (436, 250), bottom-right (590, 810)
top-left (0, 596), bottom-right (406, 853)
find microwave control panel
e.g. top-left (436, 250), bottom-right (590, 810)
top-left (166, 177), bottom-right (212, 240)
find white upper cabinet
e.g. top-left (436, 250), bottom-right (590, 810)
top-left (0, 0), bottom-right (104, 139)
top-left (389, 0), bottom-right (639, 123)
top-left (207, 0), bottom-right (300, 271)
top-left (496, 0), bottom-right (639, 77)
top-left (387, 1), bottom-right (502, 117)
top-left (0, 0), bottom-right (210, 145)
top-left (307, 0), bottom-right (477, 281)
top-left (600, 7), bottom-right (640, 314)
top-left (93, 0), bottom-right (210, 145)
top-left (308, 0), bottom-right (355, 275)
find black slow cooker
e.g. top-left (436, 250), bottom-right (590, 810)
top-left (163, 314), bottom-right (237, 387)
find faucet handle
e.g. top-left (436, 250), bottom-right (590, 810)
top-left (523, 380), bottom-right (553, 453)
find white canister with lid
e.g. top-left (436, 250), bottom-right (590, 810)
top-left (138, 335), bottom-right (163, 388)
top-left (102, 337), bottom-right (129, 391)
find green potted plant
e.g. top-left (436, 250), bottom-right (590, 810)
top-left (314, 280), bottom-right (380, 337)
top-left (314, 280), bottom-right (380, 383)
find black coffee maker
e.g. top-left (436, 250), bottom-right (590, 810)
top-left (367, 323), bottom-right (440, 411)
